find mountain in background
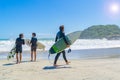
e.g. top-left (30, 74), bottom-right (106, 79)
top-left (80, 25), bottom-right (120, 40)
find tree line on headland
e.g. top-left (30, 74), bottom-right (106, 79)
top-left (79, 25), bottom-right (120, 40)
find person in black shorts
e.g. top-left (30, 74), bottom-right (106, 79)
top-left (15, 33), bottom-right (25, 64)
top-left (53, 25), bottom-right (70, 66)
top-left (30, 33), bottom-right (37, 62)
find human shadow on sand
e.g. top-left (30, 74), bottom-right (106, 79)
top-left (43, 65), bottom-right (72, 70)
top-left (2, 60), bottom-right (33, 66)
top-left (3, 63), bottom-right (16, 66)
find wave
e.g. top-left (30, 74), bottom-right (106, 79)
top-left (0, 39), bottom-right (120, 52)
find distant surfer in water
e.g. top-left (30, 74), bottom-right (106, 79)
top-left (15, 33), bottom-right (25, 64)
top-left (54, 25), bottom-right (70, 66)
top-left (30, 33), bottom-right (37, 62)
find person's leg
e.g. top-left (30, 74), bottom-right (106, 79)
top-left (31, 47), bottom-right (33, 61)
top-left (54, 52), bottom-right (61, 66)
top-left (34, 51), bottom-right (36, 61)
top-left (62, 50), bottom-right (70, 65)
top-left (20, 53), bottom-right (22, 63)
top-left (16, 53), bottom-right (19, 64)
top-left (16, 48), bottom-right (19, 64)
top-left (62, 50), bottom-right (68, 62)
top-left (19, 48), bottom-right (22, 63)
top-left (31, 51), bottom-right (33, 61)
top-left (32, 47), bottom-right (36, 62)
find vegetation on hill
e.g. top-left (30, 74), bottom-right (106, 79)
top-left (80, 25), bottom-right (120, 39)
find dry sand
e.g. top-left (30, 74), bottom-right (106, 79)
top-left (1, 59), bottom-right (120, 80)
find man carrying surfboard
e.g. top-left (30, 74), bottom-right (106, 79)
top-left (54, 25), bottom-right (70, 66)
top-left (15, 33), bottom-right (25, 64)
top-left (30, 33), bottom-right (37, 62)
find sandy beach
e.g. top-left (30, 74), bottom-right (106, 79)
top-left (1, 58), bottom-right (120, 80)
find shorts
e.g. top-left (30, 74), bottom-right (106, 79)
top-left (31, 46), bottom-right (37, 52)
top-left (16, 47), bottom-right (22, 53)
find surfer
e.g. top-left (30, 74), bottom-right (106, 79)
top-left (30, 33), bottom-right (37, 62)
top-left (15, 33), bottom-right (25, 64)
top-left (54, 25), bottom-right (70, 66)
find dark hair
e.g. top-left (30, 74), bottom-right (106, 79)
top-left (32, 33), bottom-right (36, 37)
top-left (59, 25), bottom-right (64, 31)
top-left (19, 33), bottom-right (23, 38)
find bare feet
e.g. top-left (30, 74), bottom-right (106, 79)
top-left (53, 64), bottom-right (58, 67)
top-left (16, 61), bottom-right (20, 64)
top-left (19, 61), bottom-right (22, 63)
top-left (16, 60), bottom-right (19, 64)
top-left (66, 61), bottom-right (71, 65)
top-left (16, 62), bottom-right (19, 64)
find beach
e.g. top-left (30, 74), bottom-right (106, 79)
top-left (1, 39), bottom-right (120, 80)
top-left (1, 0), bottom-right (120, 79)
top-left (1, 58), bottom-right (120, 80)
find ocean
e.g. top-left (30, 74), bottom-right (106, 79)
top-left (1, 39), bottom-right (120, 60)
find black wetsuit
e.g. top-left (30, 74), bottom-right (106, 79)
top-left (15, 37), bottom-right (25, 53)
top-left (30, 37), bottom-right (37, 51)
top-left (54, 31), bottom-right (69, 64)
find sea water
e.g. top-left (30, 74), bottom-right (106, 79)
top-left (1, 39), bottom-right (120, 60)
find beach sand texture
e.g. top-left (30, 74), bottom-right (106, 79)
top-left (1, 59), bottom-right (120, 80)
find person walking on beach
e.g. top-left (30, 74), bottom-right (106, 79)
top-left (15, 33), bottom-right (25, 64)
top-left (54, 25), bottom-right (70, 66)
top-left (30, 33), bottom-right (37, 62)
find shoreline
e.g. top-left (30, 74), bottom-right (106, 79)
top-left (0, 47), bottom-right (120, 53)
top-left (1, 47), bottom-right (120, 60)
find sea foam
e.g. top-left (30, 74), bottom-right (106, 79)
top-left (0, 39), bottom-right (120, 52)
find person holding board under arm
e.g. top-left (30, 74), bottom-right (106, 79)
top-left (54, 25), bottom-right (70, 66)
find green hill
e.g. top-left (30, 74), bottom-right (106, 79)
top-left (80, 25), bottom-right (120, 39)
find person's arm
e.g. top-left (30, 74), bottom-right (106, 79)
top-left (36, 38), bottom-right (38, 42)
top-left (30, 38), bottom-right (33, 44)
top-left (15, 38), bottom-right (17, 45)
top-left (23, 39), bottom-right (25, 45)
top-left (62, 33), bottom-right (69, 45)
top-left (36, 38), bottom-right (38, 46)
top-left (55, 34), bottom-right (58, 42)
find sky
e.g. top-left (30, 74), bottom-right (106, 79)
top-left (0, 0), bottom-right (120, 39)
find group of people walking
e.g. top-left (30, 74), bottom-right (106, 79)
top-left (15, 25), bottom-right (70, 66)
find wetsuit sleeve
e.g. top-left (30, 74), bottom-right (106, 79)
top-left (36, 38), bottom-right (38, 45)
top-left (36, 38), bottom-right (38, 42)
top-left (62, 33), bottom-right (69, 45)
top-left (23, 39), bottom-right (25, 45)
top-left (15, 38), bottom-right (18, 44)
top-left (30, 38), bottom-right (33, 44)
top-left (55, 34), bottom-right (58, 42)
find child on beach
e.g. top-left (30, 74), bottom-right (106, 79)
top-left (54, 25), bottom-right (70, 66)
top-left (30, 33), bottom-right (37, 62)
top-left (15, 33), bottom-right (25, 64)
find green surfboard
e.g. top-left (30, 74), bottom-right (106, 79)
top-left (49, 31), bottom-right (81, 54)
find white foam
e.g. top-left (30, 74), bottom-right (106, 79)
top-left (70, 39), bottom-right (120, 50)
top-left (1, 39), bottom-right (120, 52)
